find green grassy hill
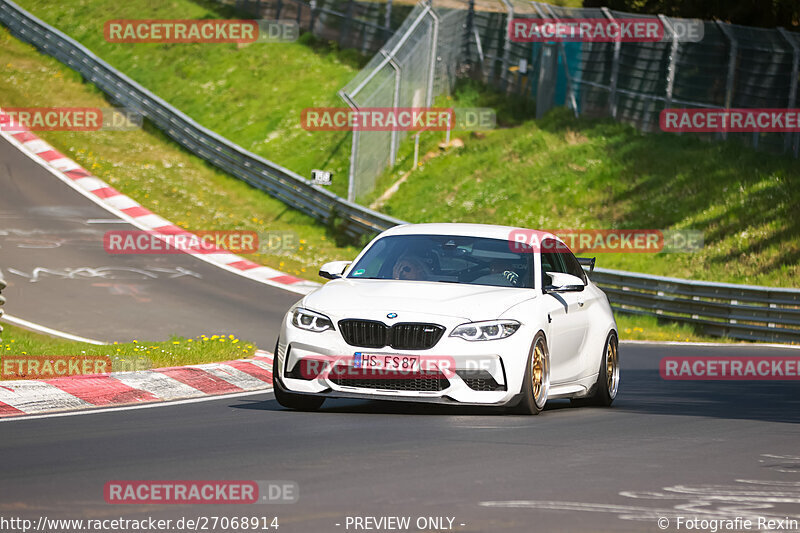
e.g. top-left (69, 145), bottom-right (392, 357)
top-left (13, 0), bottom-right (798, 288)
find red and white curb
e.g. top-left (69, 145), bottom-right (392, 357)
top-left (0, 351), bottom-right (274, 418)
top-left (0, 111), bottom-right (321, 295)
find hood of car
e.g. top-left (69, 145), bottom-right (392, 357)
top-left (302, 279), bottom-right (536, 322)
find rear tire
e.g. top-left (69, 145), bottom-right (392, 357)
top-left (272, 341), bottom-right (325, 412)
top-left (514, 332), bottom-right (550, 415)
top-left (571, 331), bottom-right (618, 407)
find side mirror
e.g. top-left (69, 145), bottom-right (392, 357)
top-left (319, 261), bottom-right (351, 280)
top-left (543, 272), bottom-right (585, 293)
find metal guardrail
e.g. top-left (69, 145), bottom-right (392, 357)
top-left (0, 0), bottom-right (404, 242)
top-left (1, 0), bottom-right (798, 344)
top-left (591, 268), bottom-right (800, 344)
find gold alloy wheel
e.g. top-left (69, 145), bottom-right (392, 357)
top-left (606, 337), bottom-right (619, 397)
top-left (531, 340), bottom-right (546, 405)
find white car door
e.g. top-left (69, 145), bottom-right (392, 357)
top-left (540, 242), bottom-right (592, 384)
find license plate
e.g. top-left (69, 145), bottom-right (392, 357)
top-left (354, 353), bottom-right (420, 371)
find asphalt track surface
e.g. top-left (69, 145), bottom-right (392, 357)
top-left (2, 135), bottom-right (800, 532)
top-left (0, 136), bottom-right (301, 343)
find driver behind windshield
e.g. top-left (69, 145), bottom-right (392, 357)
top-left (391, 245), bottom-right (433, 281)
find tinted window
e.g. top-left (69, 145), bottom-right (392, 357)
top-left (558, 251), bottom-right (587, 283)
top-left (347, 234), bottom-right (534, 289)
top-left (540, 239), bottom-right (568, 286)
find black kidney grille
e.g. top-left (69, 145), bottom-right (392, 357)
top-left (338, 319), bottom-right (387, 348)
top-left (389, 323), bottom-right (445, 350)
top-left (338, 320), bottom-right (445, 350)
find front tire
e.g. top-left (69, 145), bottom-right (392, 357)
top-left (272, 342), bottom-right (325, 412)
top-left (515, 332), bottom-right (550, 415)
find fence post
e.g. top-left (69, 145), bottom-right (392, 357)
top-left (659, 15), bottom-right (679, 111)
top-left (499, 0), bottom-right (513, 92)
top-left (425, 4), bottom-right (440, 107)
top-left (463, 0), bottom-right (475, 67)
top-left (601, 7), bottom-right (621, 119)
top-left (382, 50), bottom-right (402, 165)
top-left (309, 0), bottom-right (318, 33)
top-left (340, 90), bottom-right (360, 203)
top-left (348, 129), bottom-right (359, 202)
top-left (385, 0), bottom-right (393, 31)
top-left (340, 0), bottom-right (355, 48)
top-left (777, 28), bottom-right (799, 157)
top-left (716, 22), bottom-right (737, 142)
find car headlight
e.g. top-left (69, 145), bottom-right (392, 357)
top-left (291, 308), bottom-right (334, 332)
top-left (450, 320), bottom-right (520, 341)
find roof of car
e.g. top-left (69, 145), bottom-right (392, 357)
top-left (380, 223), bottom-right (559, 243)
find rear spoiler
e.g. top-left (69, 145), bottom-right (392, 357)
top-left (577, 257), bottom-right (596, 275)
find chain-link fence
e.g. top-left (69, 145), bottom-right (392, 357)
top-left (473, 1), bottom-right (800, 154)
top-left (339, 0), bottom-right (799, 201)
top-left (339, 1), bottom-right (468, 201)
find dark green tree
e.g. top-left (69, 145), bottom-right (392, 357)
top-left (582, 0), bottom-right (799, 30)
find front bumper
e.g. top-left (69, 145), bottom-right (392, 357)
top-left (278, 313), bottom-right (531, 406)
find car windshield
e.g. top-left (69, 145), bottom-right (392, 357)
top-left (347, 234), bottom-right (534, 288)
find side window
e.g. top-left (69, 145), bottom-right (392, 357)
top-left (540, 239), bottom-right (568, 287)
top-left (557, 251), bottom-right (587, 284)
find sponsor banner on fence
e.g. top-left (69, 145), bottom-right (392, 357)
top-left (0, 107), bottom-right (142, 131)
top-left (661, 357), bottom-right (800, 380)
top-left (508, 229), bottom-right (703, 253)
top-left (660, 109), bottom-right (800, 132)
top-left (104, 19), bottom-right (298, 43)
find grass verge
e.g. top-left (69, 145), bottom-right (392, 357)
top-left (0, 323), bottom-right (257, 379)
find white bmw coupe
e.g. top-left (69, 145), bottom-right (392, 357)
top-left (273, 223), bottom-right (619, 414)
